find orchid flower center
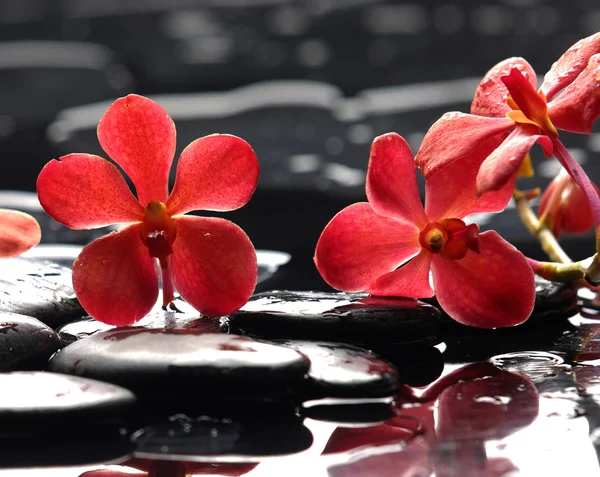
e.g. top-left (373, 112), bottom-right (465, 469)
top-left (139, 200), bottom-right (176, 270)
top-left (502, 68), bottom-right (558, 137)
top-left (419, 218), bottom-right (480, 260)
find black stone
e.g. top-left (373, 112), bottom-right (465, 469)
top-left (0, 371), bottom-right (136, 437)
top-left (56, 298), bottom-right (228, 344)
top-left (48, 329), bottom-right (311, 400)
top-left (0, 434), bottom-right (132, 469)
top-left (0, 257), bottom-right (85, 327)
top-left (530, 275), bottom-right (578, 320)
top-left (276, 340), bottom-right (401, 399)
top-left (0, 312), bottom-right (60, 371)
top-left (132, 410), bottom-right (313, 459)
top-left (230, 291), bottom-right (441, 347)
top-left (302, 402), bottom-right (395, 425)
top-left (373, 344), bottom-right (445, 387)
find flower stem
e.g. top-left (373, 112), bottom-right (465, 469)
top-left (526, 256), bottom-right (592, 283)
top-left (513, 188), bottom-right (572, 264)
top-left (161, 256), bottom-right (175, 307)
top-left (551, 138), bottom-right (600, 282)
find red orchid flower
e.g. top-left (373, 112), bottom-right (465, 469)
top-left (538, 170), bottom-right (600, 238)
top-left (0, 209), bottom-right (41, 258)
top-left (37, 94), bottom-right (259, 326)
top-left (415, 32), bottom-right (600, 204)
top-left (314, 133), bottom-right (535, 328)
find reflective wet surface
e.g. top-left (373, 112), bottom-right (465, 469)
top-left (2, 287), bottom-right (600, 476)
top-left (1, 1), bottom-right (600, 475)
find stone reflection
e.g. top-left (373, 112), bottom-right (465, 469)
top-left (325, 362), bottom-right (539, 477)
top-left (80, 459), bottom-right (257, 476)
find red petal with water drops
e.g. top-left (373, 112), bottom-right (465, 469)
top-left (424, 133), bottom-right (512, 221)
top-left (166, 134), bottom-right (259, 215)
top-left (366, 133), bottom-right (427, 227)
top-left (73, 225), bottom-right (158, 326)
top-left (37, 154), bottom-right (144, 229)
top-left (548, 54), bottom-right (600, 134)
top-left (97, 94), bottom-right (176, 206)
top-left (430, 231), bottom-right (535, 328)
top-left (476, 125), bottom-right (553, 197)
top-left (541, 32), bottom-right (600, 100)
top-left (472, 57), bottom-right (537, 118)
top-left (314, 203), bottom-right (421, 292)
top-left (415, 113), bottom-right (514, 178)
top-left (366, 249), bottom-right (434, 298)
top-left (0, 209), bottom-right (40, 258)
top-left (170, 215), bottom-right (257, 317)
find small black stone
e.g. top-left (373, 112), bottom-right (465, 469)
top-left (0, 313), bottom-right (60, 371)
top-left (48, 329), bottom-right (311, 400)
top-left (0, 371), bottom-right (136, 437)
top-left (276, 340), bottom-right (401, 399)
top-left (230, 291), bottom-right (441, 347)
top-left (0, 257), bottom-right (85, 327)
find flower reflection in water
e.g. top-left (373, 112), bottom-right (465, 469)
top-left (325, 362), bottom-right (539, 477)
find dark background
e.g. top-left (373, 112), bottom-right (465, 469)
top-left (0, 0), bottom-right (598, 289)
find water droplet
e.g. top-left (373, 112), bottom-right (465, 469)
top-left (474, 395), bottom-right (512, 405)
top-left (491, 351), bottom-right (564, 368)
top-left (102, 260), bottom-right (108, 266)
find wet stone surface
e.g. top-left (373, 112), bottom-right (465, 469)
top-left (0, 258), bottom-right (84, 328)
top-left (0, 312), bottom-right (60, 371)
top-left (302, 401), bottom-right (396, 425)
top-left (56, 298), bottom-right (228, 345)
top-left (132, 410), bottom-right (314, 459)
top-left (530, 275), bottom-right (579, 320)
top-left (0, 371), bottom-right (136, 437)
top-left (276, 340), bottom-right (401, 399)
top-left (48, 329), bottom-right (311, 400)
top-left (230, 291), bottom-right (442, 347)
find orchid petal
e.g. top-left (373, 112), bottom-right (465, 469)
top-left (415, 113), bottom-right (514, 179)
top-left (472, 58), bottom-right (537, 118)
top-left (37, 154), bottom-right (144, 229)
top-left (0, 209), bottom-right (41, 258)
top-left (166, 134), bottom-right (259, 216)
top-left (97, 94), bottom-right (176, 207)
top-left (430, 231), bottom-right (535, 328)
top-left (548, 54), bottom-right (600, 134)
top-left (541, 32), bottom-right (600, 100)
top-left (72, 224), bottom-right (158, 326)
top-left (170, 215), bottom-right (257, 317)
top-left (476, 125), bottom-right (553, 197)
top-left (366, 249), bottom-right (434, 298)
top-left (538, 171), bottom-right (598, 237)
top-left (314, 203), bottom-right (421, 292)
top-left (559, 180), bottom-right (598, 234)
top-left (366, 133), bottom-right (427, 227)
top-left (425, 134), bottom-right (512, 221)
